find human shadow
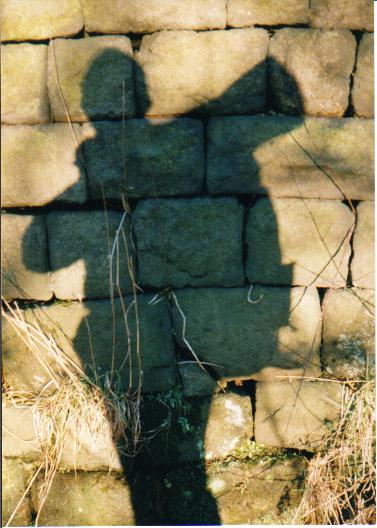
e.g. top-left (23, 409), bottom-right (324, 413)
top-left (22, 48), bottom-right (305, 525)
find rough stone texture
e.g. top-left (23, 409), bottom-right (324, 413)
top-left (2, 404), bottom-right (41, 460)
top-left (0, 0), bottom-right (83, 41)
top-left (207, 116), bottom-right (374, 200)
top-left (1, 214), bottom-right (51, 300)
top-left (136, 29), bottom-right (269, 116)
top-left (246, 198), bottom-right (354, 287)
top-left (179, 363), bottom-right (218, 398)
top-left (1, 43), bottom-right (49, 124)
top-left (48, 36), bottom-right (135, 122)
top-left (352, 201), bottom-right (375, 289)
top-left (352, 34), bottom-right (374, 119)
top-left (82, 118), bottom-right (204, 199)
top-left (2, 459), bottom-right (31, 527)
top-left (1, 124), bottom-right (87, 207)
top-left (134, 198), bottom-right (244, 288)
top-left (172, 286), bottom-right (322, 381)
top-left (31, 472), bottom-right (134, 526)
top-left (2, 296), bottom-right (176, 395)
top-left (255, 381), bottom-right (343, 449)
top-left (47, 210), bottom-right (134, 299)
top-left (228, 0), bottom-right (309, 27)
top-left (309, 0), bottom-right (373, 31)
top-left (269, 29), bottom-right (356, 116)
top-left (82, 0), bottom-right (227, 33)
top-left (139, 393), bottom-right (253, 466)
top-left (322, 288), bottom-right (375, 380)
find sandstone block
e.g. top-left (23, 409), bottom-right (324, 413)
top-left (322, 288), bottom-right (375, 380)
top-left (352, 201), bottom-right (375, 289)
top-left (2, 404), bottom-right (41, 459)
top-left (352, 34), bottom-right (374, 118)
top-left (207, 116), bottom-right (374, 200)
top-left (48, 36), bottom-right (135, 122)
top-left (136, 29), bottom-right (269, 116)
top-left (1, 214), bottom-right (51, 300)
top-left (82, 0), bottom-right (227, 33)
top-left (134, 197), bottom-right (244, 288)
top-left (1, 0), bottom-right (83, 41)
top-left (309, 0), bottom-right (373, 31)
top-left (228, 0), bottom-right (309, 27)
top-left (179, 363), bottom-right (217, 398)
top-left (2, 459), bottom-right (31, 527)
top-left (83, 118), bottom-right (204, 199)
top-left (246, 198), bottom-right (354, 287)
top-left (255, 381), bottom-right (343, 449)
top-left (31, 472), bottom-right (134, 526)
top-left (2, 296), bottom-right (176, 395)
top-left (1, 43), bottom-right (49, 124)
top-left (269, 29), bottom-right (356, 116)
top-left (1, 124), bottom-right (87, 207)
top-left (47, 210), bottom-right (134, 299)
top-left (172, 286), bottom-right (322, 381)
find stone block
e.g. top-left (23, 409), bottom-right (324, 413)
top-left (139, 393), bottom-right (253, 465)
top-left (1, 124), bottom-right (87, 207)
top-left (171, 286), bottom-right (322, 381)
top-left (136, 29), bottom-right (269, 116)
top-left (47, 36), bottom-right (135, 122)
top-left (1, 213), bottom-right (51, 300)
top-left (352, 34), bottom-right (374, 119)
top-left (31, 472), bottom-right (134, 526)
top-left (352, 201), bottom-right (375, 289)
top-left (228, 0), bottom-right (309, 27)
top-left (255, 381), bottom-right (343, 449)
top-left (322, 288), bottom-right (375, 380)
top-left (134, 197), bottom-right (244, 288)
top-left (246, 198), bottom-right (354, 287)
top-left (2, 404), bottom-right (41, 459)
top-left (2, 459), bottom-right (31, 527)
top-left (1, 0), bottom-right (83, 41)
top-left (82, 0), bottom-right (227, 33)
top-left (207, 116), bottom-right (374, 200)
top-left (82, 118), bottom-right (204, 199)
top-left (47, 210), bottom-right (134, 299)
top-left (309, 0), bottom-right (373, 31)
top-left (269, 29), bottom-right (356, 116)
top-left (2, 296), bottom-right (176, 395)
top-left (1, 43), bottom-right (49, 124)
top-left (179, 363), bottom-right (218, 398)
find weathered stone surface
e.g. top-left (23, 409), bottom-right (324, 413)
top-left (48, 36), bottom-right (135, 122)
top-left (1, 124), bottom-right (87, 207)
top-left (47, 210), bottom-right (134, 299)
top-left (172, 286), bottom-right (322, 381)
top-left (31, 472), bottom-right (134, 526)
top-left (2, 459), bottom-right (31, 527)
top-left (255, 381), bottom-right (343, 449)
top-left (246, 198), bottom-right (354, 287)
top-left (269, 29), bottom-right (356, 116)
top-left (83, 118), bottom-right (204, 199)
top-left (207, 116), bottom-right (374, 200)
top-left (82, 0), bottom-right (227, 33)
top-left (322, 288), bottom-right (375, 380)
top-left (228, 0), bottom-right (309, 27)
top-left (140, 393), bottom-right (253, 465)
top-left (134, 198), bottom-right (244, 288)
top-left (136, 29), bottom-right (269, 116)
top-left (309, 0), bottom-right (373, 31)
top-left (2, 404), bottom-right (41, 460)
top-left (352, 34), bottom-right (374, 119)
top-left (352, 201), bottom-right (375, 289)
top-left (179, 363), bottom-right (217, 398)
top-left (1, 43), bottom-right (49, 124)
top-left (1, 214), bottom-right (51, 300)
top-left (0, 0), bottom-right (83, 41)
top-left (2, 296), bottom-right (176, 395)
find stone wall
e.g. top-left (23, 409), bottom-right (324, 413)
top-left (1, 1), bottom-right (374, 525)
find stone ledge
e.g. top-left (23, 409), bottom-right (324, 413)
top-left (227, 0), bottom-right (309, 27)
top-left (309, 0), bottom-right (373, 31)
